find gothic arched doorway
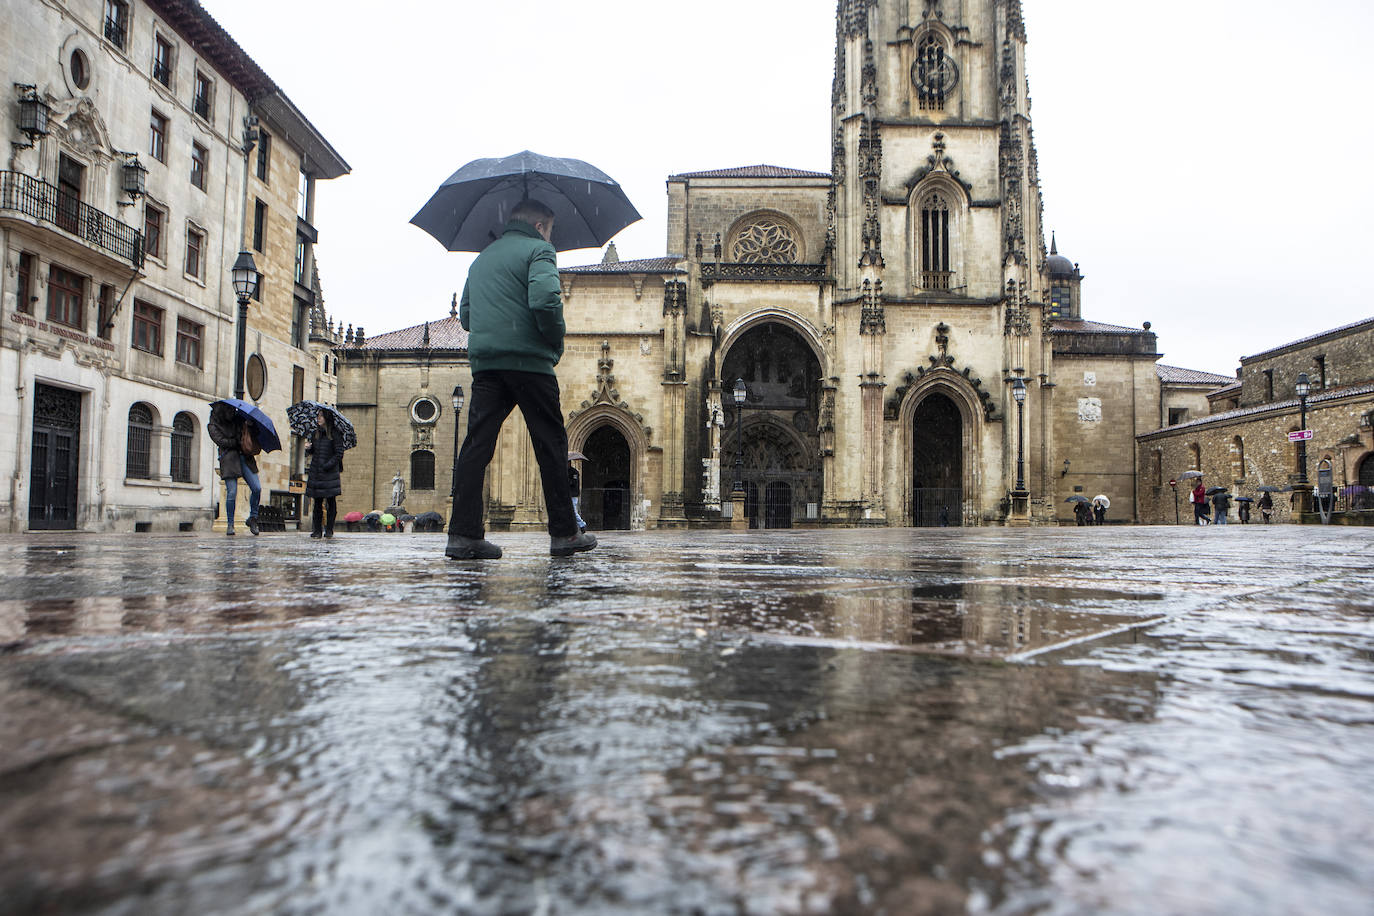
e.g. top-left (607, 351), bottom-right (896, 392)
top-left (582, 425), bottom-right (631, 530)
top-left (721, 321), bottom-right (822, 529)
top-left (912, 392), bottom-right (962, 526)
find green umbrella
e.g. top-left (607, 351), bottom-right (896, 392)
top-left (380, 513), bottom-right (396, 527)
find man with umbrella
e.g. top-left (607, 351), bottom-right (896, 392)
top-left (443, 199), bottom-right (596, 559)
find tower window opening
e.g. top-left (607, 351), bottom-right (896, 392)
top-left (917, 36), bottom-right (949, 111)
top-left (920, 193), bottom-right (951, 289)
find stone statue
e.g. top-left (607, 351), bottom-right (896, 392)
top-left (391, 472), bottom-right (405, 508)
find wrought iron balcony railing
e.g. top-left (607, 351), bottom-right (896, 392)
top-left (920, 270), bottom-right (953, 290)
top-left (1, 171), bottom-right (143, 268)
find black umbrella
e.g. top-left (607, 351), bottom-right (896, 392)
top-left (410, 150), bottom-right (642, 253)
top-left (1206, 486), bottom-right (1229, 495)
top-left (1255, 484), bottom-right (1286, 492)
top-left (1065, 495), bottom-right (1091, 503)
top-left (1234, 496), bottom-right (1254, 502)
top-left (414, 511), bottom-right (444, 532)
top-left (286, 400), bottom-right (357, 450)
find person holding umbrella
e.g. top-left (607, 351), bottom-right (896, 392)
top-left (305, 410), bottom-right (345, 539)
top-left (1259, 489), bottom-right (1275, 523)
top-left (443, 199), bottom-right (596, 559)
top-left (209, 400), bottom-right (265, 536)
top-left (1191, 478), bottom-right (1209, 525)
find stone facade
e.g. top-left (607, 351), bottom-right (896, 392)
top-left (1137, 319), bottom-right (1374, 524)
top-left (340, 0), bottom-right (1189, 531)
top-left (1, 0), bottom-right (348, 533)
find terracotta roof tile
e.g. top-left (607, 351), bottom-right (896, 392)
top-left (1156, 364), bottom-right (1236, 386)
top-left (349, 317), bottom-right (467, 351)
top-left (1050, 318), bottom-right (1149, 335)
top-left (561, 257), bottom-right (684, 275)
top-left (667, 165), bottom-right (831, 180)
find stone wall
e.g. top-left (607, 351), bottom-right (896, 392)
top-left (1239, 318), bottom-right (1374, 407)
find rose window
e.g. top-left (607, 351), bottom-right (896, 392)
top-left (732, 219), bottom-right (799, 263)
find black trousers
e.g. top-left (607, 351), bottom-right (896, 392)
top-left (312, 496), bottom-right (337, 533)
top-left (448, 370), bottom-right (577, 539)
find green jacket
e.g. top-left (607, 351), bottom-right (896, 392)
top-left (459, 220), bottom-right (564, 375)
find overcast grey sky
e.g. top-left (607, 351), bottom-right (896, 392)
top-left (202, 0), bottom-right (1373, 377)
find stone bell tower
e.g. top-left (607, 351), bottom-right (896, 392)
top-left (829, 0), bottom-right (1051, 524)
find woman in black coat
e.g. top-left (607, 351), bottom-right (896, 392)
top-left (305, 411), bottom-right (344, 538)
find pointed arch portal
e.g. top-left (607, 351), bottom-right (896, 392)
top-left (912, 392), bottom-right (963, 526)
top-left (721, 321), bottom-right (822, 528)
top-left (581, 424), bottom-right (632, 530)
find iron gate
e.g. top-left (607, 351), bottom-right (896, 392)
top-left (912, 487), bottom-right (961, 527)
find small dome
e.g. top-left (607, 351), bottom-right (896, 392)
top-left (1046, 232), bottom-right (1075, 277)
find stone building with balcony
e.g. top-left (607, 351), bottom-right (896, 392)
top-left (1, 0), bottom-right (348, 533)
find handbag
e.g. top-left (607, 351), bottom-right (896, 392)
top-left (239, 424), bottom-right (262, 456)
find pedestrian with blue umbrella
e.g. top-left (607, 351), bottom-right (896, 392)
top-left (208, 398), bottom-right (282, 536)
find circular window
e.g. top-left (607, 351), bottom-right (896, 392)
top-left (410, 397), bottom-right (438, 424)
top-left (70, 50), bottom-right (90, 90)
top-left (246, 353), bottom-right (267, 400)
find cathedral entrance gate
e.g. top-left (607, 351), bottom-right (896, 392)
top-left (720, 321), bottom-right (822, 529)
top-left (29, 383), bottom-right (83, 530)
top-left (581, 425), bottom-right (632, 530)
top-left (912, 392), bottom-right (963, 527)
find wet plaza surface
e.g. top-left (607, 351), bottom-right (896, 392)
top-left (0, 525), bottom-right (1371, 915)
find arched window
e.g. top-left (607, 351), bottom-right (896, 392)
top-left (919, 191), bottom-right (951, 289)
top-left (170, 411), bottom-right (195, 483)
top-left (730, 216), bottom-right (799, 264)
top-left (1230, 436), bottom-right (1245, 481)
top-left (1188, 443), bottom-right (1202, 472)
top-left (127, 403), bottom-right (154, 479)
top-left (410, 449), bottom-right (435, 491)
top-left (1153, 448), bottom-right (1164, 486)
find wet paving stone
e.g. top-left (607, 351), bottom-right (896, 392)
top-left (0, 525), bottom-right (1371, 914)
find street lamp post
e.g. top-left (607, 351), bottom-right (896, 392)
top-left (1012, 377), bottom-right (1027, 493)
top-left (230, 250), bottom-right (259, 400)
top-left (1295, 372), bottom-right (1311, 485)
top-left (732, 378), bottom-right (746, 495)
top-left (449, 384), bottom-right (465, 501)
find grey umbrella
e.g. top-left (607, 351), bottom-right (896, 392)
top-left (1255, 484), bottom-right (1286, 492)
top-left (1178, 470), bottom-right (1204, 479)
top-left (410, 150), bottom-right (642, 253)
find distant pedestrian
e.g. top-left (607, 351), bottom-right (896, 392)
top-left (1074, 501), bottom-right (1092, 526)
top-left (1259, 491), bottom-right (1274, 523)
top-left (1191, 481), bottom-right (1209, 525)
top-left (1092, 497), bottom-right (1108, 525)
top-left (445, 198), bottom-right (596, 559)
top-left (209, 402), bottom-right (261, 536)
top-left (939, 505), bottom-right (949, 527)
top-left (1237, 500), bottom-right (1251, 524)
top-left (569, 458), bottom-right (587, 533)
top-left (305, 410), bottom-right (345, 539)
top-left (1212, 490), bottom-right (1231, 525)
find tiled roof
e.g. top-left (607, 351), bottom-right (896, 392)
top-left (667, 165), bottom-right (832, 180)
top-left (1141, 381), bottom-right (1374, 437)
top-left (1206, 381), bottom-right (1242, 396)
top-left (1240, 315), bottom-right (1374, 363)
top-left (1156, 364), bottom-right (1236, 386)
top-left (1050, 318), bottom-right (1150, 335)
top-left (562, 256), bottom-right (685, 275)
top-left (349, 317), bottom-right (467, 351)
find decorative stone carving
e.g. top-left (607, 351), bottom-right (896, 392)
top-left (731, 217), bottom-right (799, 264)
top-left (1078, 397), bottom-right (1102, 422)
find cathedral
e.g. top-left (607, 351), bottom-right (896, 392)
top-left (338, 0), bottom-right (1207, 529)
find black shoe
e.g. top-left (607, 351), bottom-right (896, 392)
top-left (323, 529), bottom-right (334, 539)
top-left (310, 529), bottom-right (322, 539)
top-left (226, 528), bottom-right (235, 537)
top-left (445, 534), bottom-right (502, 559)
top-left (550, 531), bottom-right (597, 557)
top-left (246, 516), bottom-right (260, 536)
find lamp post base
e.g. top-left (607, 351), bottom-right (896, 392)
top-left (1290, 483), bottom-right (1314, 521)
top-left (1007, 489), bottom-right (1032, 526)
top-left (730, 492), bottom-right (749, 531)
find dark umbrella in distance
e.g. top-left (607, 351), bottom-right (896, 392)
top-left (1065, 495), bottom-right (1091, 503)
top-left (410, 150), bottom-right (642, 253)
top-left (209, 398), bottom-right (281, 452)
top-left (1206, 486), bottom-right (1229, 495)
top-left (1256, 484), bottom-right (1286, 492)
top-left (414, 511), bottom-right (444, 532)
top-left (1234, 496), bottom-right (1254, 502)
top-left (286, 400), bottom-right (357, 450)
